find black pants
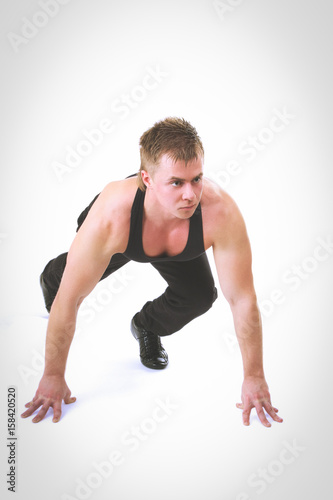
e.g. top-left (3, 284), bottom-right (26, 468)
top-left (41, 218), bottom-right (218, 338)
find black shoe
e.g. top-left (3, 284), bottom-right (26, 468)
top-left (130, 314), bottom-right (168, 370)
top-left (39, 273), bottom-right (53, 313)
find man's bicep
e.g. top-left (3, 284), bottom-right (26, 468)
top-left (213, 222), bottom-right (256, 305)
top-left (56, 224), bottom-right (114, 308)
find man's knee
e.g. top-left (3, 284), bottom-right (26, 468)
top-left (174, 282), bottom-right (218, 314)
top-left (194, 284), bottom-right (218, 313)
top-left (40, 253), bottom-right (67, 312)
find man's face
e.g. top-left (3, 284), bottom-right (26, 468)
top-left (142, 154), bottom-right (204, 219)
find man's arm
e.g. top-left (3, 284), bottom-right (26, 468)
top-left (21, 196), bottom-right (123, 424)
top-left (212, 196), bottom-right (283, 427)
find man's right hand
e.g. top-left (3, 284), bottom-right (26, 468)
top-left (21, 375), bottom-right (76, 423)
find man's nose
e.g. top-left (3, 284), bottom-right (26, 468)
top-left (182, 183), bottom-right (195, 201)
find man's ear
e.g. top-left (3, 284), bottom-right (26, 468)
top-left (141, 170), bottom-right (153, 189)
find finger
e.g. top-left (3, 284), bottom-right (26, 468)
top-left (24, 392), bottom-right (43, 409)
top-left (32, 403), bottom-right (51, 423)
top-left (255, 404), bottom-right (271, 428)
top-left (236, 403), bottom-right (244, 409)
top-left (64, 395), bottom-right (76, 404)
top-left (242, 402), bottom-right (253, 426)
top-left (52, 401), bottom-right (62, 423)
top-left (21, 399), bottom-right (43, 418)
top-left (263, 402), bottom-right (283, 423)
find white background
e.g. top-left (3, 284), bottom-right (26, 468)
top-left (1, 0), bottom-right (332, 499)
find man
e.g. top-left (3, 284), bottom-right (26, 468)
top-left (21, 117), bottom-right (283, 427)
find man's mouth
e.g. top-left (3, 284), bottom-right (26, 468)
top-left (179, 204), bottom-right (195, 210)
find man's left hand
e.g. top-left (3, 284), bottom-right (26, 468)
top-left (236, 375), bottom-right (283, 427)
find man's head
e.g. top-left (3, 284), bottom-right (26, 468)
top-left (138, 117), bottom-right (204, 191)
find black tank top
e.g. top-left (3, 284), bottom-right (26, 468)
top-left (77, 185), bottom-right (206, 263)
top-left (123, 188), bottom-right (205, 263)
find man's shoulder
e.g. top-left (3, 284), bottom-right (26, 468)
top-left (201, 177), bottom-right (245, 247)
top-left (102, 175), bottom-right (138, 202)
top-left (94, 176), bottom-right (138, 219)
top-left (78, 176), bottom-right (138, 253)
top-left (201, 177), bottom-right (239, 218)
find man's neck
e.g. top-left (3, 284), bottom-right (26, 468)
top-left (143, 190), bottom-right (182, 228)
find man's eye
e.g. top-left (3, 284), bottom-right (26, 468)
top-left (193, 177), bottom-right (201, 183)
top-left (172, 181), bottom-right (182, 186)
